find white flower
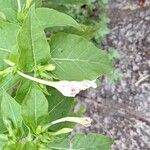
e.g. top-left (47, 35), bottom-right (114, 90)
top-left (50, 117), bottom-right (92, 128)
top-left (18, 71), bottom-right (97, 97)
top-left (50, 80), bottom-right (97, 97)
top-left (42, 117), bottom-right (92, 131)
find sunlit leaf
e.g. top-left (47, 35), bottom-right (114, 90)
top-left (48, 133), bottom-right (113, 150)
top-left (36, 8), bottom-right (82, 31)
top-left (0, 20), bottom-right (19, 70)
top-left (17, 6), bottom-right (50, 72)
top-left (50, 33), bottom-right (112, 81)
top-left (1, 91), bottom-right (22, 128)
top-left (22, 84), bottom-right (49, 132)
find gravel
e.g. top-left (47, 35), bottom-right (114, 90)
top-left (76, 0), bottom-right (150, 149)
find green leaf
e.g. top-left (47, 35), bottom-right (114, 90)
top-left (0, 74), bottom-right (20, 93)
top-left (22, 84), bottom-right (49, 132)
top-left (15, 79), bottom-right (32, 104)
top-left (48, 137), bottom-right (69, 149)
top-left (36, 8), bottom-right (82, 31)
top-left (0, 12), bottom-right (6, 20)
top-left (71, 133), bottom-right (113, 150)
top-left (46, 88), bottom-right (74, 130)
top-left (64, 25), bottom-right (97, 40)
top-left (0, 20), bottom-right (19, 70)
top-left (0, 0), bottom-right (17, 11)
top-left (50, 33), bottom-right (112, 81)
top-left (17, 6), bottom-right (50, 72)
top-left (33, 0), bottom-right (42, 7)
top-left (0, 94), bottom-right (7, 133)
top-left (3, 142), bottom-right (37, 150)
top-left (0, 0), bottom-right (18, 22)
top-left (26, 0), bottom-right (42, 8)
top-left (0, 139), bottom-right (7, 150)
top-left (1, 91), bottom-right (22, 128)
top-left (21, 142), bottom-right (37, 150)
top-left (0, 116), bottom-right (6, 133)
top-left (48, 133), bottom-right (113, 150)
top-left (0, 9), bottom-right (17, 22)
top-left (42, 2), bottom-right (68, 12)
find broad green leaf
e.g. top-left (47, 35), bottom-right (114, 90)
top-left (26, 0), bottom-right (42, 8)
top-left (48, 137), bottom-right (69, 149)
top-left (0, 116), bottom-right (6, 133)
top-left (0, 12), bottom-right (6, 20)
top-left (1, 91), bottom-right (22, 128)
top-left (21, 142), bottom-right (37, 150)
top-left (0, 140), bottom-right (7, 150)
top-left (0, 9), bottom-right (17, 22)
top-left (0, 0), bottom-right (42, 22)
top-left (71, 133), bottom-right (113, 150)
top-left (36, 8), bottom-right (82, 31)
top-left (22, 143), bottom-right (36, 150)
top-left (42, 2), bottom-right (68, 12)
top-left (63, 25), bottom-right (97, 40)
top-left (3, 144), bottom-right (19, 150)
top-left (48, 133), bottom-right (113, 150)
top-left (0, 74), bottom-right (20, 93)
top-left (22, 84), bottom-right (49, 132)
top-left (46, 88), bottom-right (74, 130)
top-left (33, 0), bottom-right (42, 7)
top-left (0, 94), bottom-right (6, 133)
top-left (0, 0), bottom-right (40, 11)
top-left (3, 142), bottom-right (36, 150)
top-left (0, 20), bottom-right (19, 70)
top-left (15, 79), bottom-right (32, 104)
top-left (50, 33), bottom-right (113, 81)
top-left (17, 6), bottom-right (50, 72)
top-left (0, 0), bottom-right (17, 11)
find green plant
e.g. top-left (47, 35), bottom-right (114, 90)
top-left (0, 0), bottom-right (113, 149)
top-left (43, 0), bottom-right (110, 46)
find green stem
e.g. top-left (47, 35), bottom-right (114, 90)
top-left (17, 0), bottom-right (21, 12)
top-left (49, 128), bottom-right (73, 136)
top-left (42, 117), bottom-right (92, 132)
top-left (17, 71), bottom-right (55, 87)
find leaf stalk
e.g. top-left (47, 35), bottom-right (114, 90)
top-left (42, 117), bottom-right (92, 132)
top-left (17, 0), bottom-right (21, 12)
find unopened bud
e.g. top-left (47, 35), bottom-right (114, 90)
top-left (44, 64), bottom-right (55, 71)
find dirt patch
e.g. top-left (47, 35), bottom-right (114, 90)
top-left (76, 0), bottom-right (150, 149)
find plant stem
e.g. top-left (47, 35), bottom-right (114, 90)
top-left (17, 0), bottom-right (21, 12)
top-left (42, 117), bottom-right (92, 132)
top-left (17, 71), bottom-right (54, 86)
top-left (50, 128), bottom-right (73, 136)
top-left (17, 71), bottom-right (97, 97)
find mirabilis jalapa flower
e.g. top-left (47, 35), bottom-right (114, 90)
top-left (18, 71), bottom-right (97, 97)
top-left (6, 59), bottom-right (97, 97)
top-left (42, 117), bottom-right (92, 132)
top-left (50, 80), bottom-right (97, 97)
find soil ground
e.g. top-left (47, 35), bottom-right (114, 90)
top-left (76, 0), bottom-right (150, 149)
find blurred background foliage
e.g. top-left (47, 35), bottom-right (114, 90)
top-left (42, 0), bottom-right (110, 46)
